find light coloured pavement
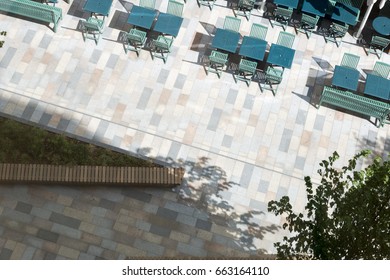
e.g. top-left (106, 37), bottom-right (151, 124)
top-left (0, 0), bottom-right (389, 259)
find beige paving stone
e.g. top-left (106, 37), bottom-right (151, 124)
top-left (58, 246), bottom-right (80, 259)
top-left (170, 231), bottom-right (191, 243)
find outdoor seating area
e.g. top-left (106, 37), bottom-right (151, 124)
top-left (0, 0), bottom-right (390, 259)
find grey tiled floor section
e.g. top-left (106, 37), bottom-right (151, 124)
top-left (1, 1), bottom-right (390, 259)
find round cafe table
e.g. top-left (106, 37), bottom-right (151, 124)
top-left (372, 16), bottom-right (390, 36)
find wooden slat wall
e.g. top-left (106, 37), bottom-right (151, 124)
top-left (0, 164), bottom-right (184, 186)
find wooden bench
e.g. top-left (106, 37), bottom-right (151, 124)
top-left (318, 86), bottom-right (390, 127)
top-left (0, 0), bottom-right (62, 32)
top-left (0, 164), bottom-right (185, 186)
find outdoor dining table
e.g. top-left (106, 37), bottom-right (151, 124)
top-left (153, 12), bottom-right (183, 37)
top-left (364, 74), bottom-right (390, 101)
top-left (267, 43), bottom-right (295, 69)
top-left (211, 28), bottom-right (240, 53)
top-left (83, 0), bottom-right (113, 17)
top-left (331, 2), bottom-right (360, 26)
top-left (127, 5), bottom-right (157, 30)
top-left (301, 0), bottom-right (328, 17)
top-left (239, 36), bottom-right (267, 61)
top-left (273, 0), bottom-right (299, 9)
top-left (372, 16), bottom-right (390, 36)
top-left (332, 65), bottom-right (360, 91)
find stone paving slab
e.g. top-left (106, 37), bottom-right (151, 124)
top-left (0, 0), bottom-right (390, 259)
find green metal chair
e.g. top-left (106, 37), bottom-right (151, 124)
top-left (167, 0), bottom-right (184, 17)
top-left (197, 0), bottom-right (216, 10)
top-left (324, 22), bottom-right (348, 48)
top-left (262, 66), bottom-right (284, 95)
top-left (340, 53), bottom-right (360, 69)
top-left (271, 6), bottom-right (293, 31)
top-left (249, 23), bottom-right (268, 40)
top-left (207, 50), bottom-right (228, 78)
top-left (139, 0), bottom-right (156, 9)
top-left (81, 17), bottom-right (104, 45)
top-left (124, 28), bottom-right (147, 56)
top-left (223, 16), bottom-right (241, 33)
top-left (368, 35), bottom-right (390, 59)
top-left (276, 31), bottom-right (295, 48)
top-left (152, 35), bottom-right (174, 63)
top-left (235, 58), bottom-right (257, 86)
top-left (297, 13), bottom-right (319, 38)
top-left (235, 0), bottom-right (256, 21)
top-left (372, 61), bottom-right (390, 79)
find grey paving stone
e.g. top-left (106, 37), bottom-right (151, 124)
top-left (21, 247), bottom-right (36, 260)
top-left (133, 239), bottom-right (165, 256)
top-left (222, 135), bottom-right (233, 148)
top-left (37, 228), bottom-right (59, 243)
top-left (23, 236), bottom-right (44, 249)
top-left (195, 219), bottom-right (212, 231)
top-left (207, 108), bottom-right (222, 131)
top-left (39, 34), bottom-right (52, 49)
top-left (90, 49), bottom-right (102, 64)
top-left (276, 187), bottom-right (288, 200)
top-left (165, 201), bottom-right (194, 216)
top-left (101, 239), bottom-right (117, 251)
top-left (149, 224), bottom-right (171, 237)
top-left (157, 207), bottom-right (178, 220)
top-left (21, 101), bottom-right (38, 120)
top-left (122, 189), bottom-right (152, 203)
top-left (14, 201), bottom-right (33, 214)
top-left (174, 74), bottom-right (186, 89)
top-left (2, 207), bottom-right (33, 223)
top-left (0, 248), bottom-right (12, 260)
top-left (57, 118), bottom-right (70, 131)
top-left (49, 212), bottom-right (81, 229)
top-left (79, 252), bottom-right (95, 260)
top-left (240, 164), bottom-right (254, 188)
top-left (10, 72), bottom-right (23, 84)
top-left (31, 207), bottom-right (52, 220)
top-left (150, 113), bottom-right (162, 127)
top-left (296, 109), bottom-right (307, 125)
top-left (93, 120), bottom-right (110, 141)
top-left (176, 213), bottom-right (197, 227)
top-left (0, 47), bottom-right (17, 68)
top-left (107, 54), bottom-right (119, 69)
top-left (295, 156), bottom-right (306, 170)
top-left (157, 69), bottom-right (170, 83)
top-left (91, 206), bottom-right (107, 217)
top-left (177, 242), bottom-right (207, 257)
top-left (44, 252), bottom-right (57, 260)
top-left (243, 94), bottom-right (254, 110)
top-left (314, 114), bottom-right (325, 131)
top-left (168, 142), bottom-right (181, 160)
top-left (135, 220), bottom-right (151, 231)
top-left (248, 200), bottom-right (267, 212)
top-left (39, 112), bottom-right (52, 126)
top-left (93, 225), bottom-right (114, 239)
top-left (22, 29), bottom-right (36, 43)
top-left (279, 128), bottom-right (293, 152)
top-left (226, 89), bottom-right (238, 105)
top-left (143, 203), bottom-right (159, 214)
top-left (92, 215), bottom-right (114, 229)
top-left (51, 223), bottom-right (82, 239)
top-left (137, 87), bottom-right (152, 110)
top-left (42, 201), bottom-right (65, 213)
top-left (99, 198), bottom-right (116, 211)
top-left (87, 245), bottom-right (104, 257)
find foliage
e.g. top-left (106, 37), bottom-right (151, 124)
top-left (0, 31), bottom-right (6, 48)
top-left (0, 117), bottom-right (155, 167)
top-left (268, 150), bottom-right (390, 259)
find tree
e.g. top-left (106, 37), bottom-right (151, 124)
top-left (268, 150), bottom-right (390, 259)
top-left (0, 31), bottom-right (6, 48)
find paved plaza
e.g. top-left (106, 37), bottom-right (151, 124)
top-left (0, 0), bottom-right (390, 259)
